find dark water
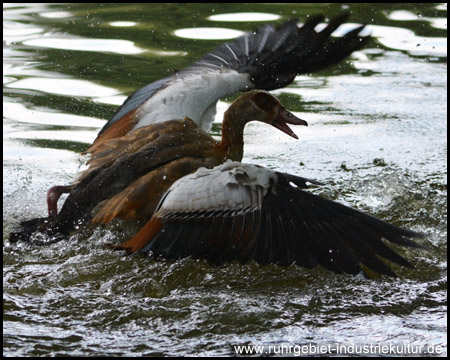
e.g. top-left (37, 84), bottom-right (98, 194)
top-left (3, 3), bottom-right (447, 357)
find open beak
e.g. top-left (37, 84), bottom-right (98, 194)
top-left (272, 107), bottom-right (308, 139)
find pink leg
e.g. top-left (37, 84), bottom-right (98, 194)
top-left (47, 185), bottom-right (72, 216)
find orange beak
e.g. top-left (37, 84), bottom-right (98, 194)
top-left (272, 107), bottom-right (308, 139)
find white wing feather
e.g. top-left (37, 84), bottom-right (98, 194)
top-left (158, 161), bottom-right (277, 216)
top-left (134, 68), bottom-right (252, 132)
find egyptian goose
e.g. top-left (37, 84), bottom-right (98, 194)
top-left (10, 91), bottom-right (306, 242)
top-left (45, 14), bottom-right (368, 214)
top-left (114, 161), bottom-right (425, 277)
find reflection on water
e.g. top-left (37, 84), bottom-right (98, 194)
top-left (23, 37), bottom-right (147, 54)
top-left (3, 3), bottom-right (447, 357)
top-left (174, 27), bottom-right (244, 40)
top-left (388, 9), bottom-right (448, 30)
top-left (208, 12), bottom-right (281, 22)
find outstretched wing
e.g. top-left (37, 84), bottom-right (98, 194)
top-left (120, 163), bottom-right (424, 277)
top-left (93, 14), bottom-right (369, 147)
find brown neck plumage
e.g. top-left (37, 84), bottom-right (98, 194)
top-left (216, 98), bottom-right (250, 162)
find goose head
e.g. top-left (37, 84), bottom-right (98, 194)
top-left (223, 90), bottom-right (308, 140)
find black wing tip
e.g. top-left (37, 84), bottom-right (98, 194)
top-left (9, 230), bottom-right (29, 244)
top-left (8, 215), bottom-right (76, 245)
top-left (396, 232), bottom-right (430, 250)
top-left (383, 225), bottom-right (429, 249)
top-left (8, 216), bottom-right (49, 243)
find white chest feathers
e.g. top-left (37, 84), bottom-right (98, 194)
top-left (158, 161), bottom-right (278, 216)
